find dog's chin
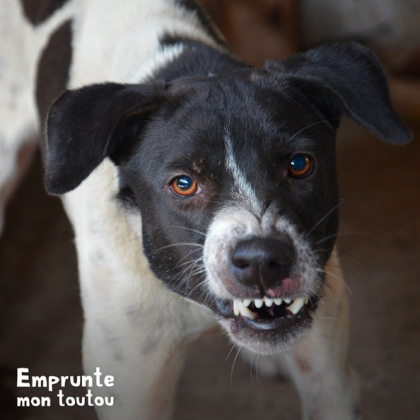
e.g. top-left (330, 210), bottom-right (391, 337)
top-left (213, 296), bottom-right (318, 355)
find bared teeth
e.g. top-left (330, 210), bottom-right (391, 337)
top-left (286, 297), bottom-right (305, 314)
top-left (233, 299), bottom-right (256, 319)
top-left (233, 296), bottom-right (310, 318)
top-left (264, 297), bottom-right (273, 307)
top-left (254, 299), bottom-right (263, 308)
top-left (243, 298), bottom-right (252, 308)
top-left (238, 300), bottom-right (256, 319)
top-left (233, 299), bottom-right (240, 316)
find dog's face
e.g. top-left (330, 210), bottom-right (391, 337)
top-left (45, 43), bottom-right (410, 354)
top-left (120, 73), bottom-right (339, 353)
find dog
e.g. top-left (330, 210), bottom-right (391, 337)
top-left (2, 0), bottom-right (411, 419)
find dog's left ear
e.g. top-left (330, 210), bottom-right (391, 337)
top-left (45, 81), bottom-right (167, 195)
top-left (265, 42), bottom-right (412, 145)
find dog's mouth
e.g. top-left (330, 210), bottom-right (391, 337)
top-left (213, 294), bottom-right (318, 337)
top-left (230, 295), bottom-right (316, 331)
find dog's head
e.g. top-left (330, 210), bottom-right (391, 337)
top-left (45, 43), bottom-right (411, 354)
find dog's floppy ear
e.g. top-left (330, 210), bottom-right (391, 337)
top-left (45, 81), bottom-right (166, 195)
top-left (265, 42), bottom-right (411, 145)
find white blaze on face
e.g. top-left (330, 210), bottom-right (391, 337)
top-left (203, 207), bottom-right (259, 299)
top-left (224, 132), bottom-right (263, 216)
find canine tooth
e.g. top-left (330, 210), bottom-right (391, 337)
top-left (254, 299), bottom-right (263, 308)
top-left (264, 297), bottom-right (273, 307)
top-left (238, 301), bottom-right (256, 320)
top-left (243, 299), bottom-right (252, 307)
top-left (286, 297), bottom-right (305, 315)
top-left (233, 300), bottom-right (240, 316)
top-left (304, 297), bottom-right (309, 305)
top-left (284, 298), bottom-right (292, 304)
top-left (274, 298), bottom-right (282, 306)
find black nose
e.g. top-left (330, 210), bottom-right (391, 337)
top-left (231, 237), bottom-right (295, 289)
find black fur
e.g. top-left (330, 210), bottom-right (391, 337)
top-left (21, 0), bottom-right (70, 26)
top-left (36, 20), bottom-right (72, 126)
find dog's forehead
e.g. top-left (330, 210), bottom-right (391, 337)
top-left (137, 70), bottom-right (335, 189)
top-left (165, 70), bottom-right (325, 138)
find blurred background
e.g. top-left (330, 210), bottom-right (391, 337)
top-left (1, 0), bottom-right (419, 419)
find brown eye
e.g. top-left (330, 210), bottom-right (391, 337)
top-left (170, 176), bottom-right (198, 197)
top-left (289, 154), bottom-right (313, 178)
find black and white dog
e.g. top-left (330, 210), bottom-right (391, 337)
top-left (2, 0), bottom-right (411, 419)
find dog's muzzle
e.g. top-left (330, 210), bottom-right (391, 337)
top-left (231, 237), bottom-right (295, 290)
top-left (203, 210), bottom-right (322, 353)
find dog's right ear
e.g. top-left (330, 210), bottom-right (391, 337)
top-left (45, 82), bottom-right (167, 195)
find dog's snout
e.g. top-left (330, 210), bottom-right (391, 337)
top-left (231, 237), bottom-right (295, 289)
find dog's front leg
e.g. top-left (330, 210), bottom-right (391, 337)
top-left (83, 328), bottom-right (185, 420)
top-left (82, 323), bottom-right (186, 420)
top-left (283, 257), bottom-right (361, 420)
top-left (79, 271), bottom-right (213, 420)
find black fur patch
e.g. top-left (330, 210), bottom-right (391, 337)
top-left (36, 20), bottom-right (72, 126)
top-left (36, 20), bottom-right (72, 160)
top-left (20, 0), bottom-right (69, 26)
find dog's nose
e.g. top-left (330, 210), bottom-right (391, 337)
top-left (231, 237), bottom-right (295, 289)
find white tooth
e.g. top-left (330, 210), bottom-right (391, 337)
top-left (254, 299), bottom-right (263, 308)
top-left (233, 300), bottom-right (240, 316)
top-left (274, 298), bottom-right (282, 306)
top-left (238, 300), bottom-right (256, 319)
top-left (243, 299), bottom-right (252, 308)
top-left (264, 297), bottom-right (273, 307)
top-left (284, 298), bottom-right (291, 304)
top-left (286, 297), bottom-right (305, 315)
top-left (304, 297), bottom-right (309, 305)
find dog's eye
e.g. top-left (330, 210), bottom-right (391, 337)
top-left (170, 176), bottom-right (198, 197)
top-left (289, 154), bottom-right (313, 178)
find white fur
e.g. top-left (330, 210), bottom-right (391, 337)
top-left (224, 132), bottom-right (262, 215)
top-left (68, 0), bottom-right (222, 87)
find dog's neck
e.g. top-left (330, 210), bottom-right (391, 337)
top-left (68, 0), bottom-right (228, 88)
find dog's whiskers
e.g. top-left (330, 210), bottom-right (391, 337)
top-left (175, 248), bottom-right (204, 268)
top-left (308, 200), bottom-right (344, 235)
top-left (186, 279), bottom-right (207, 299)
top-left (163, 225), bottom-right (207, 238)
top-left (287, 118), bottom-right (339, 143)
top-left (153, 242), bottom-right (204, 254)
top-left (113, 235), bottom-right (142, 251)
top-left (316, 247), bottom-right (370, 270)
top-left (230, 347), bottom-right (242, 391)
top-left (316, 231), bottom-right (383, 246)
